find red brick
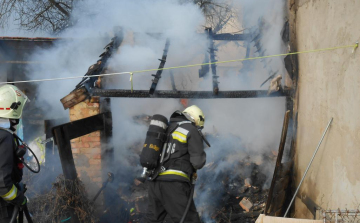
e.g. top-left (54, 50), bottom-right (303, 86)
top-left (89, 142), bottom-right (101, 147)
top-left (82, 136), bottom-right (100, 142)
top-left (71, 138), bottom-right (80, 143)
top-left (93, 154), bottom-right (101, 159)
top-left (239, 198), bottom-right (253, 212)
top-left (71, 142), bottom-right (90, 149)
top-left (72, 148), bottom-right (80, 154)
top-left (90, 131), bottom-right (100, 137)
top-left (80, 148), bottom-right (89, 154)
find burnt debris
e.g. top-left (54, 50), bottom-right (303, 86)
top-left (60, 28), bottom-right (124, 110)
top-left (149, 38), bottom-right (170, 95)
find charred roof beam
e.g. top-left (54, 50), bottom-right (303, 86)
top-left (211, 33), bottom-right (250, 41)
top-left (91, 89), bottom-right (290, 98)
top-left (149, 38), bottom-right (170, 94)
top-left (207, 28), bottom-right (219, 95)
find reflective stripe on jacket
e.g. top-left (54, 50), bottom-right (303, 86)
top-left (157, 115), bottom-right (206, 182)
top-left (0, 129), bottom-right (24, 207)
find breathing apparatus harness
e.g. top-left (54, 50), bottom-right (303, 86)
top-left (140, 118), bottom-right (192, 181)
top-left (140, 114), bottom-right (210, 181)
top-left (139, 112), bottom-right (211, 223)
top-left (0, 128), bottom-right (41, 174)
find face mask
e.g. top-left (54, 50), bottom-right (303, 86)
top-left (0, 118), bottom-right (10, 129)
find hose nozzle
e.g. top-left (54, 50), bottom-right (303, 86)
top-left (140, 167), bottom-right (148, 178)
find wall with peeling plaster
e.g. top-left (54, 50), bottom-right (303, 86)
top-left (293, 0), bottom-right (360, 219)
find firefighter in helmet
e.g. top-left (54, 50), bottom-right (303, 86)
top-left (0, 84), bottom-right (28, 222)
top-left (146, 105), bottom-right (206, 223)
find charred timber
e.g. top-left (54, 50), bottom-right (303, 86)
top-left (211, 33), bottom-right (250, 41)
top-left (206, 28), bottom-right (219, 94)
top-left (75, 28), bottom-right (124, 90)
top-left (91, 89), bottom-right (290, 98)
top-left (149, 39), bottom-right (170, 94)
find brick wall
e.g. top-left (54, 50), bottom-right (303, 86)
top-left (69, 99), bottom-right (103, 202)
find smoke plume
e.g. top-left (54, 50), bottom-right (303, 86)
top-left (1, 0), bottom-right (287, 221)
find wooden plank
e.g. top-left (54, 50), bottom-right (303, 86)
top-left (53, 113), bottom-right (108, 143)
top-left (52, 127), bottom-right (77, 180)
top-left (265, 110), bottom-right (290, 215)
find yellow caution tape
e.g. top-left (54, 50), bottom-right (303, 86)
top-left (126, 43), bottom-right (357, 91)
top-left (132, 44), bottom-right (358, 75)
top-left (0, 43), bottom-right (357, 88)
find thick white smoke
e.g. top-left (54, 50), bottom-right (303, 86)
top-left (1, 0), bottom-right (287, 221)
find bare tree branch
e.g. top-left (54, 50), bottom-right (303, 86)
top-left (48, 0), bottom-right (70, 17)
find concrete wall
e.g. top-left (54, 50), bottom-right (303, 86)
top-left (293, 0), bottom-right (360, 219)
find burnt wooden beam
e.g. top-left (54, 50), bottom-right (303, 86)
top-left (60, 28), bottom-right (124, 110)
top-left (91, 89), bottom-right (289, 98)
top-left (99, 98), bottom-right (114, 209)
top-left (169, 71), bottom-right (177, 91)
top-left (52, 127), bottom-right (77, 180)
top-left (52, 112), bottom-right (111, 180)
top-left (265, 110), bottom-right (290, 215)
top-left (149, 39), bottom-right (170, 94)
top-left (206, 28), bottom-right (219, 94)
top-left (211, 33), bottom-right (250, 41)
top-left (76, 28), bottom-right (124, 91)
top-left (51, 113), bottom-right (111, 223)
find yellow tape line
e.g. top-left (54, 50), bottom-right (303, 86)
top-left (127, 43), bottom-right (357, 90)
top-left (130, 44), bottom-right (357, 75)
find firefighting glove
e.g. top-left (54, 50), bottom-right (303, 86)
top-left (9, 191), bottom-right (26, 208)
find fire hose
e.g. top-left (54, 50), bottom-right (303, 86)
top-left (179, 173), bottom-right (197, 223)
top-left (10, 184), bottom-right (33, 223)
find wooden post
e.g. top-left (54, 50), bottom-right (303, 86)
top-left (53, 127), bottom-right (78, 180)
top-left (265, 110), bottom-right (290, 214)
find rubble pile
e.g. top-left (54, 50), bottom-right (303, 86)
top-left (111, 153), bottom-right (276, 223)
top-left (196, 157), bottom-right (272, 223)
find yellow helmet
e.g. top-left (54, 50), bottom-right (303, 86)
top-left (0, 85), bottom-right (28, 119)
top-left (182, 105), bottom-right (205, 128)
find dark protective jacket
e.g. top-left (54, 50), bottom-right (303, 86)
top-left (0, 129), bottom-right (25, 212)
top-left (156, 114), bottom-right (206, 182)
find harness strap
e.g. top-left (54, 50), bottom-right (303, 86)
top-left (160, 120), bottom-right (194, 164)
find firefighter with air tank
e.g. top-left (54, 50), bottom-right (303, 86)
top-left (140, 105), bottom-right (209, 223)
top-left (0, 85), bottom-right (29, 222)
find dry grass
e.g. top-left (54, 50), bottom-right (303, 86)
top-left (28, 175), bottom-right (98, 223)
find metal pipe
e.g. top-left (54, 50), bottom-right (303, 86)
top-left (284, 118), bottom-right (333, 217)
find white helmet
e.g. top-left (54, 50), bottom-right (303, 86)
top-left (182, 105), bottom-right (205, 128)
top-left (0, 85), bottom-right (28, 119)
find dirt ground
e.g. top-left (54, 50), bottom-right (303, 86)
top-left (291, 0), bottom-right (360, 219)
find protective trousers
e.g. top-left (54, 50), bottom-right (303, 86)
top-left (0, 204), bottom-right (14, 223)
top-left (146, 181), bottom-right (201, 223)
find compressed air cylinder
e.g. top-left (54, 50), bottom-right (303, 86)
top-left (140, 114), bottom-right (168, 170)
